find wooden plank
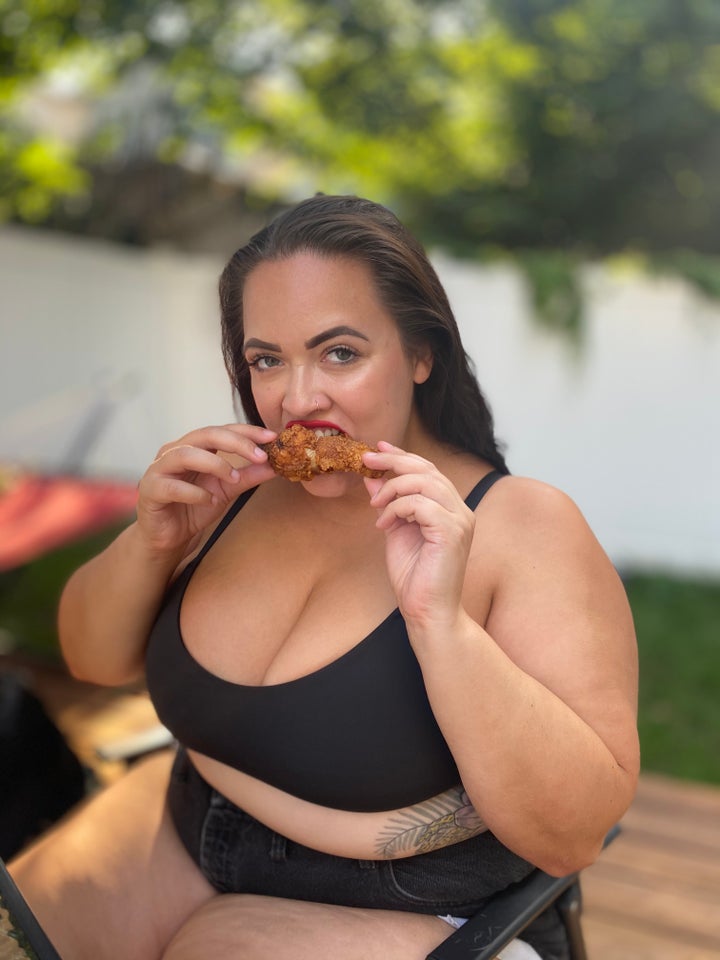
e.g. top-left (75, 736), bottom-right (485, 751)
top-left (584, 915), bottom-right (720, 960)
top-left (596, 838), bottom-right (720, 891)
top-left (583, 874), bottom-right (720, 948)
top-left (633, 773), bottom-right (720, 816)
top-left (623, 787), bottom-right (720, 832)
top-left (596, 814), bottom-right (720, 886)
top-left (581, 775), bottom-right (720, 958)
top-left (624, 813), bottom-right (720, 848)
top-left (618, 780), bottom-right (720, 858)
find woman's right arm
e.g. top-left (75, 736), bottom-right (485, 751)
top-left (58, 423), bottom-right (277, 686)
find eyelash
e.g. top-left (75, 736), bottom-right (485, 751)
top-left (246, 345), bottom-right (359, 370)
top-left (246, 355), bottom-right (280, 371)
top-left (325, 344), bottom-right (359, 364)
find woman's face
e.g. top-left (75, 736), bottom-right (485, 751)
top-left (241, 252), bottom-right (431, 494)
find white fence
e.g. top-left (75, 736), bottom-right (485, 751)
top-left (1, 226), bottom-right (718, 577)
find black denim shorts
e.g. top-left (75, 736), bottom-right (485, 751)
top-left (167, 747), bottom-right (542, 919)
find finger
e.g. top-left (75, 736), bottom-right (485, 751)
top-left (144, 477), bottom-right (218, 508)
top-left (149, 445), bottom-right (242, 484)
top-left (155, 425), bottom-right (276, 464)
top-left (229, 461), bottom-right (277, 490)
top-left (362, 446), bottom-right (435, 477)
top-left (363, 475), bottom-right (387, 501)
top-left (368, 472), bottom-right (461, 514)
top-left (374, 493), bottom-right (452, 533)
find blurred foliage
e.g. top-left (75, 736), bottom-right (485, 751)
top-left (1, 0), bottom-right (720, 329)
top-left (0, 522), bottom-right (128, 661)
top-left (626, 573), bottom-right (720, 785)
top-left (514, 249), bottom-right (583, 339)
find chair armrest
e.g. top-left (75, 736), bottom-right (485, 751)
top-left (94, 723), bottom-right (175, 764)
top-left (0, 860), bottom-right (63, 959)
top-left (426, 869), bottom-right (578, 960)
top-left (426, 825), bottom-right (620, 960)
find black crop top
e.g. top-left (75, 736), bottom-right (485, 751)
top-left (145, 470), bottom-right (504, 812)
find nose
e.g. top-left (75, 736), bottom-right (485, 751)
top-left (282, 364), bottom-right (325, 419)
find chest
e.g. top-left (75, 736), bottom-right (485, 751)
top-left (179, 508), bottom-right (397, 686)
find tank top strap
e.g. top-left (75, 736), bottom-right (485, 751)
top-left (464, 470), bottom-right (506, 511)
top-left (190, 487), bottom-right (257, 566)
top-left (192, 475), bottom-right (501, 567)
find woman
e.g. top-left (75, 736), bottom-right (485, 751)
top-left (9, 195), bottom-right (639, 960)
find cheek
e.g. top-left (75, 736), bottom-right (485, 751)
top-left (250, 377), bottom-right (282, 416)
top-left (375, 373), bottom-right (417, 433)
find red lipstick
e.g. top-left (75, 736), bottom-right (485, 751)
top-left (286, 420), bottom-right (346, 433)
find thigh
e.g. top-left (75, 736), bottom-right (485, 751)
top-left (162, 893), bottom-right (452, 960)
top-left (9, 752), bottom-right (215, 960)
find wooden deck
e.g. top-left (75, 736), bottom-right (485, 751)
top-left (582, 773), bottom-right (720, 959)
top-left (6, 657), bottom-right (720, 959)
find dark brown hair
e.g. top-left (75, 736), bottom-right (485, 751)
top-left (219, 194), bottom-right (508, 472)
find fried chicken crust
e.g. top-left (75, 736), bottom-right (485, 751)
top-left (262, 424), bottom-right (385, 482)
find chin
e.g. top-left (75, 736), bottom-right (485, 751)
top-left (300, 473), bottom-right (364, 498)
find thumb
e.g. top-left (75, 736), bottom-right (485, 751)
top-left (363, 476), bottom-right (386, 501)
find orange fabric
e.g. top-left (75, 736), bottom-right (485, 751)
top-left (0, 474), bottom-right (137, 571)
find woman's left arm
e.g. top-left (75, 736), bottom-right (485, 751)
top-left (364, 445), bottom-right (639, 877)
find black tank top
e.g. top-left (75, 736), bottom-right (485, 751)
top-left (145, 471), bottom-right (504, 812)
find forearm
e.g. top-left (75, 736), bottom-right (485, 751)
top-left (58, 522), bottom-right (186, 686)
top-left (409, 611), bottom-right (639, 875)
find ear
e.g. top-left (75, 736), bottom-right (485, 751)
top-left (412, 348), bottom-right (433, 385)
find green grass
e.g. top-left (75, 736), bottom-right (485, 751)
top-left (0, 524), bottom-right (128, 660)
top-left (625, 573), bottom-right (720, 785)
top-left (1, 546), bottom-right (719, 786)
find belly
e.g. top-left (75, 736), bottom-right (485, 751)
top-left (189, 750), bottom-right (487, 860)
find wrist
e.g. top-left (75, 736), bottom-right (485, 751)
top-left (404, 605), bottom-right (474, 648)
top-left (121, 521), bottom-right (189, 572)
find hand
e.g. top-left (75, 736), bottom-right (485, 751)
top-left (136, 423), bottom-right (277, 555)
top-left (363, 442), bottom-right (475, 630)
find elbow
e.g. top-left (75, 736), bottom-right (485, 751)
top-left (61, 640), bottom-right (145, 688)
top-left (531, 816), bottom-right (621, 877)
top-left (68, 659), bottom-right (145, 688)
top-left (63, 660), bottom-right (137, 688)
top-left (535, 839), bottom-right (603, 878)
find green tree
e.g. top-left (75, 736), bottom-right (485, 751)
top-left (2, 0), bottom-right (719, 327)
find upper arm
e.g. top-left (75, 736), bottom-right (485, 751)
top-left (468, 476), bottom-right (640, 774)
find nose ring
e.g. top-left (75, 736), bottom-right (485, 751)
top-left (314, 399), bottom-right (320, 412)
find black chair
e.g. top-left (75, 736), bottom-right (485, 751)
top-left (429, 867), bottom-right (585, 960)
top-left (1, 858), bottom-right (62, 960)
top-left (429, 825), bottom-right (620, 960)
top-left (1, 829), bottom-right (617, 960)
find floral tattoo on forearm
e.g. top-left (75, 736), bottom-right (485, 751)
top-left (374, 786), bottom-right (487, 858)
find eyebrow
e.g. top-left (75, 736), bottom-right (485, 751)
top-left (243, 326), bottom-right (369, 354)
top-left (304, 325), bottom-right (369, 349)
top-left (243, 337), bottom-right (281, 352)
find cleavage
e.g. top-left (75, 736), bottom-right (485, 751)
top-left (179, 536), bottom-right (396, 687)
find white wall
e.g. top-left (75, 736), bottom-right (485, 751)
top-left (1, 226), bottom-right (718, 577)
top-left (0, 227), bottom-right (234, 478)
top-left (435, 255), bottom-right (720, 577)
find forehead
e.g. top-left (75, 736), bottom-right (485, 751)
top-left (242, 252), bottom-right (395, 336)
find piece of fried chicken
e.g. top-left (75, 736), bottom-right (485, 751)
top-left (262, 424), bottom-right (385, 482)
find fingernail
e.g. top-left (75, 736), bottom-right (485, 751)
top-left (230, 468), bottom-right (241, 481)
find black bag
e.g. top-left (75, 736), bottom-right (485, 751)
top-left (0, 672), bottom-right (86, 860)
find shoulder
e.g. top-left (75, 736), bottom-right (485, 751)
top-left (472, 474), bottom-right (591, 545)
top-left (466, 473), bottom-right (637, 710)
top-left (467, 473), bottom-right (620, 603)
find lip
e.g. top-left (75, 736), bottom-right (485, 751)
top-left (285, 420), bottom-right (347, 434)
